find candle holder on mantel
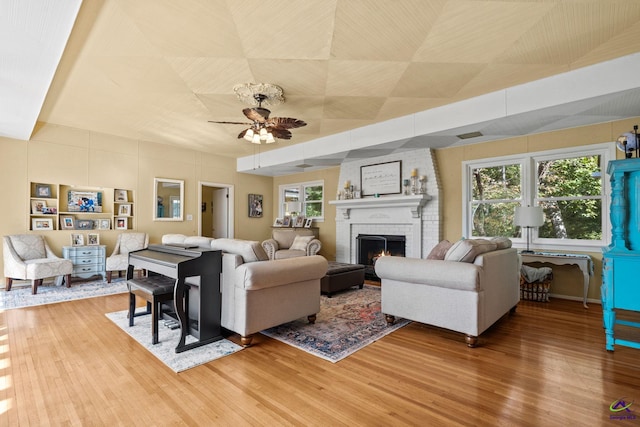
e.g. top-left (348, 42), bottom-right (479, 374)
top-left (419, 175), bottom-right (427, 194)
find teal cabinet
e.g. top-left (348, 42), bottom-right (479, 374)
top-left (602, 158), bottom-right (640, 351)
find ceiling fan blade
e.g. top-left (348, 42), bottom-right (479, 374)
top-left (208, 120), bottom-right (252, 125)
top-left (243, 107), bottom-right (270, 122)
top-left (237, 128), bottom-right (251, 139)
top-left (268, 117), bottom-right (307, 129)
top-left (270, 128), bottom-right (292, 140)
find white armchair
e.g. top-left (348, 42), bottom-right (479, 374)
top-left (106, 232), bottom-right (149, 283)
top-left (261, 228), bottom-right (321, 260)
top-left (3, 234), bottom-right (73, 294)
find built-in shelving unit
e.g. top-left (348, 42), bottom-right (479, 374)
top-left (29, 182), bottom-right (135, 231)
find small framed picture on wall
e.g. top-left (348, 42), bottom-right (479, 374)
top-left (248, 194), bottom-right (263, 218)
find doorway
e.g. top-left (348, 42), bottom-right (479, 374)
top-left (199, 182), bottom-right (234, 238)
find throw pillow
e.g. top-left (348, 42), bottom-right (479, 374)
top-left (444, 238), bottom-right (498, 263)
top-left (426, 240), bottom-right (452, 260)
top-left (290, 235), bottom-right (315, 251)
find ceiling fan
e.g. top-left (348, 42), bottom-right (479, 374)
top-left (209, 93), bottom-right (306, 144)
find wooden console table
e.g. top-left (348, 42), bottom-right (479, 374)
top-left (520, 252), bottom-right (593, 308)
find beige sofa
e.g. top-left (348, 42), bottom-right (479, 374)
top-left (161, 235), bottom-right (328, 346)
top-left (261, 228), bottom-right (321, 260)
top-left (374, 238), bottom-right (519, 347)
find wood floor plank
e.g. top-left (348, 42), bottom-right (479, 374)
top-left (2, 292), bottom-right (640, 425)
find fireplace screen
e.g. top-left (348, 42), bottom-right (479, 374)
top-left (356, 234), bottom-right (406, 279)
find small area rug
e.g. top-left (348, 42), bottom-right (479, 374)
top-left (106, 309), bottom-right (243, 373)
top-left (261, 285), bottom-right (410, 363)
top-left (0, 277), bottom-right (128, 310)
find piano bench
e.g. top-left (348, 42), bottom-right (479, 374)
top-left (127, 276), bottom-right (179, 345)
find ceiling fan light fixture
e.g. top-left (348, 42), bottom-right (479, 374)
top-left (244, 128), bottom-right (254, 142)
top-left (265, 133), bottom-right (276, 144)
top-left (259, 127), bottom-right (268, 140)
top-left (251, 134), bottom-right (261, 144)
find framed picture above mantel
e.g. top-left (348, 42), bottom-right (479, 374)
top-left (360, 160), bottom-right (402, 196)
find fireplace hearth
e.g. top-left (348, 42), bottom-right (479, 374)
top-left (356, 234), bottom-right (406, 280)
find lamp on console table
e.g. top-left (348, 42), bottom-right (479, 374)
top-left (287, 201), bottom-right (302, 226)
top-left (514, 206), bottom-right (544, 254)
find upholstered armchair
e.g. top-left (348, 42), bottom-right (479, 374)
top-left (106, 232), bottom-right (149, 283)
top-left (3, 234), bottom-right (73, 294)
top-left (261, 228), bottom-right (321, 260)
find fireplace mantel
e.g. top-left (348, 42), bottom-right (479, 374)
top-left (329, 194), bottom-right (431, 219)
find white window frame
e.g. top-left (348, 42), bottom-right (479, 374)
top-left (462, 143), bottom-right (614, 252)
top-left (278, 180), bottom-right (325, 221)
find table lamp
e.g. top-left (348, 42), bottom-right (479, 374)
top-left (514, 206), bottom-right (544, 253)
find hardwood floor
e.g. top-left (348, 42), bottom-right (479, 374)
top-left (2, 290), bottom-right (639, 426)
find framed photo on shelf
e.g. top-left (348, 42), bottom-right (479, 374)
top-left (97, 219), bottom-right (110, 230)
top-left (248, 194), bottom-right (263, 218)
top-left (294, 216), bottom-right (305, 228)
top-left (114, 189), bottom-right (128, 202)
top-left (71, 233), bottom-right (84, 246)
top-left (118, 204), bottom-right (132, 216)
top-left (75, 219), bottom-right (93, 230)
top-left (68, 190), bottom-right (102, 212)
top-left (60, 215), bottom-right (74, 230)
top-left (35, 184), bottom-right (51, 198)
top-left (273, 217), bottom-right (284, 227)
top-left (304, 218), bottom-right (313, 228)
top-left (115, 217), bottom-right (128, 230)
top-left (31, 199), bottom-right (47, 214)
top-left (87, 233), bottom-right (100, 246)
top-left (32, 218), bottom-right (53, 230)
top-left (41, 206), bottom-right (57, 214)
top-left (282, 216), bottom-right (292, 227)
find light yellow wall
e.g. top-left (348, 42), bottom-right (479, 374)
top-left (0, 123), bottom-right (273, 279)
top-left (272, 166), bottom-right (340, 261)
top-left (435, 117), bottom-right (640, 301)
top-left (4, 117), bottom-right (639, 301)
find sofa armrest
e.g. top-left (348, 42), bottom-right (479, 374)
top-left (306, 239), bottom-right (321, 256)
top-left (235, 255), bottom-right (328, 291)
top-left (261, 239), bottom-right (279, 260)
top-left (375, 256), bottom-right (481, 292)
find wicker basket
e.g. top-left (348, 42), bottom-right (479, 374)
top-left (520, 275), bottom-right (552, 302)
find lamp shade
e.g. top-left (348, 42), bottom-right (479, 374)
top-left (514, 206), bottom-right (544, 227)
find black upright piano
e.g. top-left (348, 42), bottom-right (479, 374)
top-left (127, 244), bottom-right (222, 353)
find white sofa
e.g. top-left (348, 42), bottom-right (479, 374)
top-left (161, 235), bottom-right (328, 346)
top-left (374, 238), bottom-right (519, 347)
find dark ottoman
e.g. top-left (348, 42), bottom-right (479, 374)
top-left (321, 262), bottom-right (365, 297)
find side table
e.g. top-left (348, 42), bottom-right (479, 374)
top-left (520, 252), bottom-right (593, 308)
top-left (63, 245), bottom-right (106, 281)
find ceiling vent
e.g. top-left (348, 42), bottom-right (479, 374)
top-left (456, 131), bottom-right (483, 139)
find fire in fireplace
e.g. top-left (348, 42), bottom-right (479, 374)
top-left (356, 234), bottom-right (406, 280)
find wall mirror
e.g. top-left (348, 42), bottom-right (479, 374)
top-left (154, 178), bottom-right (184, 221)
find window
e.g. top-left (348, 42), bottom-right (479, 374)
top-left (279, 180), bottom-right (324, 220)
top-left (463, 143), bottom-right (613, 250)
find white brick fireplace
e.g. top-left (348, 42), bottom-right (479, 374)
top-left (330, 148), bottom-right (442, 264)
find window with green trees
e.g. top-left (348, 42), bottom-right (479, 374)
top-left (279, 180), bottom-right (324, 220)
top-left (463, 143), bottom-right (613, 249)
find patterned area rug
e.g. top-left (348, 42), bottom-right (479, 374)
top-left (106, 310), bottom-right (243, 373)
top-left (0, 277), bottom-right (128, 310)
top-left (261, 285), bottom-right (410, 363)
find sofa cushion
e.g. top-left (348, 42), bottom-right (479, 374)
top-left (444, 238), bottom-right (497, 263)
top-left (210, 238), bottom-right (269, 263)
top-left (426, 240), bottom-right (452, 260)
top-left (491, 237), bottom-right (512, 249)
top-left (290, 235), bottom-right (314, 251)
